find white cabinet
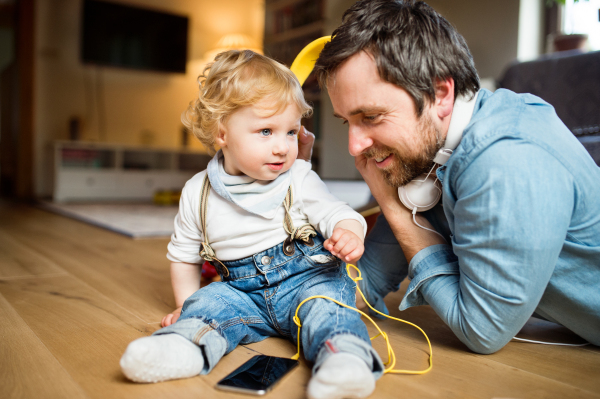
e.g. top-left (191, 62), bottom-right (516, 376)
top-left (52, 141), bottom-right (211, 202)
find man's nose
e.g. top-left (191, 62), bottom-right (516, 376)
top-left (348, 125), bottom-right (373, 157)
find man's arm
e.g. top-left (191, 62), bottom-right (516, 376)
top-left (358, 141), bottom-right (573, 354)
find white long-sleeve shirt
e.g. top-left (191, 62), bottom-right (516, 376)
top-left (167, 159), bottom-right (367, 263)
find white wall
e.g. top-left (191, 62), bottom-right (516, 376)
top-left (34, 0), bottom-right (264, 197)
top-left (518, 0), bottom-right (545, 61)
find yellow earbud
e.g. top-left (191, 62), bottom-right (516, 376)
top-left (290, 36), bottom-right (332, 86)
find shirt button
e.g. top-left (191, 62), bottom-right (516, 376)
top-left (261, 256), bottom-right (271, 265)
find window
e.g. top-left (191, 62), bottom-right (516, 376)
top-left (563, 0), bottom-right (600, 50)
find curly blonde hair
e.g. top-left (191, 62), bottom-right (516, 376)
top-left (182, 50), bottom-right (313, 154)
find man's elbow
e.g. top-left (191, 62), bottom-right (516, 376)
top-left (461, 332), bottom-right (512, 354)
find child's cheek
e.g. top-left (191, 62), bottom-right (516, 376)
top-left (289, 139), bottom-right (299, 159)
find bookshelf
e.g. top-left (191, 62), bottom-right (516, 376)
top-left (52, 141), bottom-right (211, 202)
top-left (264, 0), bottom-right (325, 172)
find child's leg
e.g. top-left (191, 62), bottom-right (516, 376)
top-left (307, 335), bottom-right (377, 399)
top-left (121, 282), bottom-right (278, 383)
top-left (290, 270), bottom-right (384, 399)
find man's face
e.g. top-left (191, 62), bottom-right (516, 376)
top-left (327, 51), bottom-right (444, 187)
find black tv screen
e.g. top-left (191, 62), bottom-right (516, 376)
top-left (81, 0), bottom-right (189, 73)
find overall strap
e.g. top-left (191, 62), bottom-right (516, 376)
top-left (199, 175), bottom-right (317, 266)
top-left (198, 175), bottom-right (229, 277)
top-left (282, 186), bottom-right (317, 255)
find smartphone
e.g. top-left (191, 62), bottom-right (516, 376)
top-left (215, 355), bottom-right (299, 395)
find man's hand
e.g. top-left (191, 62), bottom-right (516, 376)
top-left (324, 228), bottom-right (365, 265)
top-left (355, 154), bottom-right (446, 262)
top-left (161, 307), bottom-right (182, 327)
top-left (354, 153), bottom-right (400, 212)
top-left (297, 126), bottom-right (315, 162)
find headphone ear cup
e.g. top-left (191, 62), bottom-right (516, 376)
top-left (397, 173), bottom-right (441, 212)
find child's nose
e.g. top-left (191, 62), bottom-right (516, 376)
top-left (273, 136), bottom-right (289, 155)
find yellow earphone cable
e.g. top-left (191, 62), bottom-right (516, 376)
top-left (291, 263), bottom-right (433, 375)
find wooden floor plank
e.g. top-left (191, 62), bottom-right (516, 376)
top-left (0, 291), bottom-right (88, 399)
top-left (0, 274), bottom-right (242, 399)
top-left (371, 286), bottom-right (600, 398)
top-left (0, 230), bottom-right (67, 279)
top-left (1, 204), bottom-right (173, 323)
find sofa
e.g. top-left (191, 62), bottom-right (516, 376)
top-left (499, 50), bottom-right (600, 165)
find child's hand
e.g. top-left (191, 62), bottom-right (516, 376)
top-left (161, 307), bottom-right (182, 327)
top-left (324, 228), bottom-right (364, 265)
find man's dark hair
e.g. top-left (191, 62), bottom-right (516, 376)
top-left (315, 0), bottom-right (480, 116)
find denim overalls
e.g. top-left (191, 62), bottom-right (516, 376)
top-left (154, 176), bottom-right (384, 376)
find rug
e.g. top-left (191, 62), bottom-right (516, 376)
top-left (39, 201), bottom-right (178, 239)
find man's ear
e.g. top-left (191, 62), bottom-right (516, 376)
top-left (433, 77), bottom-right (455, 120)
top-left (215, 124), bottom-right (227, 148)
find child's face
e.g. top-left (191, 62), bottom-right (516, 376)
top-left (217, 99), bottom-right (301, 180)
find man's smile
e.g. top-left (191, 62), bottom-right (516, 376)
top-left (374, 154), bottom-right (393, 168)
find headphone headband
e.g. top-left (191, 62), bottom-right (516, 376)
top-left (290, 36), bottom-right (332, 86)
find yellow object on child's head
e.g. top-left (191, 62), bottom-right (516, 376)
top-left (290, 36), bottom-right (332, 86)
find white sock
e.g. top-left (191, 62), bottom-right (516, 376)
top-left (307, 353), bottom-right (376, 399)
top-left (120, 334), bottom-right (204, 383)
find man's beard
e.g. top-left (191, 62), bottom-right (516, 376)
top-left (364, 113), bottom-right (444, 187)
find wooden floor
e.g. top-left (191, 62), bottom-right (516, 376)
top-left (1, 201), bottom-right (599, 399)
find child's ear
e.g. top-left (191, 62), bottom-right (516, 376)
top-left (215, 125), bottom-right (227, 148)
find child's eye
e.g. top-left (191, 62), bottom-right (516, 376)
top-left (260, 129), bottom-right (272, 136)
top-left (287, 130), bottom-right (297, 136)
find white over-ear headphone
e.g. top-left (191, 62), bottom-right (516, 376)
top-left (397, 93), bottom-right (478, 213)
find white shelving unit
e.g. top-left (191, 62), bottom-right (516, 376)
top-left (52, 141), bottom-right (211, 202)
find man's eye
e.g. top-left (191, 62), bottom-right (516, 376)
top-left (341, 120), bottom-right (348, 125)
top-left (364, 115), bottom-right (378, 122)
top-left (260, 129), bottom-right (271, 136)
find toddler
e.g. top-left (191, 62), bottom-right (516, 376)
top-left (120, 50), bottom-right (383, 399)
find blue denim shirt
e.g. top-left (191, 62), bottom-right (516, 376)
top-left (359, 89), bottom-right (600, 353)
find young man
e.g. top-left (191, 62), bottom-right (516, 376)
top-left (313, 0), bottom-right (600, 353)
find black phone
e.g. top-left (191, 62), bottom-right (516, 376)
top-left (215, 355), bottom-right (299, 395)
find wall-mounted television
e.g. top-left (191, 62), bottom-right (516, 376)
top-left (81, 0), bottom-right (189, 73)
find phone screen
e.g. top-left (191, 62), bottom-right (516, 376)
top-left (215, 355), bottom-right (299, 395)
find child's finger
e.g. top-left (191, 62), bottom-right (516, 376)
top-left (344, 246), bottom-right (364, 263)
top-left (328, 228), bottom-right (345, 244)
top-left (331, 233), bottom-right (351, 255)
top-left (323, 238), bottom-right (334, 251)
top-left (336, 239), bottom-right (359, 261)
